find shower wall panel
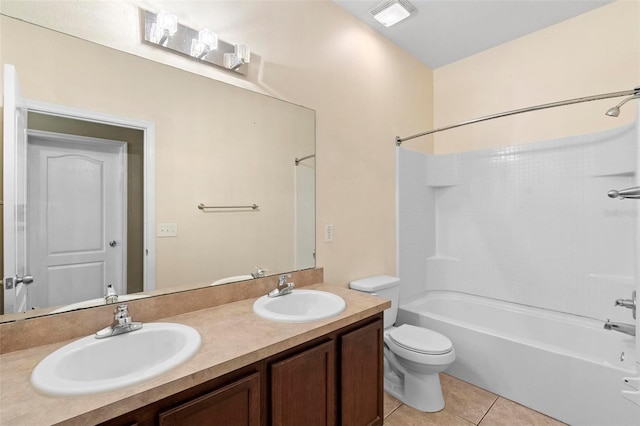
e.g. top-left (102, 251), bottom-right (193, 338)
top-left (397, 148), bottom-right (434, 302)
top-left (397, 122), bottom-right (639, 321)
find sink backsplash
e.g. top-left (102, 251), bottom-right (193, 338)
top-left (0, 268), bottom-right (323, 354)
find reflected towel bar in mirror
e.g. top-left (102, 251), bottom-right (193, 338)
top-left (198, 203), bottom-right (259, 210)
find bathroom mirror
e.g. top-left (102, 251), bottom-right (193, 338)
top-left (0, 16), bottom-right (316, 320)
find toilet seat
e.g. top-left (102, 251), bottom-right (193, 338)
top-left (388, 325), bottom-right (453, 355)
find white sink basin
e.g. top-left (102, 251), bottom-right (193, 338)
top-left (31, 323), bottom-right (201, 396)
top-left (253, 289), bottom-right (346, 323)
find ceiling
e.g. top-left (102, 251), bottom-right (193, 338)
top-left (332, 0), bottom-right (613, 69)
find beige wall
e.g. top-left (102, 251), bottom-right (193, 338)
top-left (433, 1), bottom-right (640, 154)
top-left (0, 1), bottom-right (433, 287)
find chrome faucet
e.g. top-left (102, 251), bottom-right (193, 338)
top-left (268, 274), bottom-right (294, 298)
top-left (104, 284), bottom-right (118, 305)
top-left (95, 304), bottom-right (143, 339)
top-left (604, 319), bottom-right (636, 337)
top-left (252, 266), bottom-right (267, 279)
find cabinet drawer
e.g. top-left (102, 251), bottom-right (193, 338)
top-left (159, 372), bottom-right (260, 426)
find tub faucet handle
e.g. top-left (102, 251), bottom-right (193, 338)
top-left (615, 291), bottom-right (636, 319)
top-left (623, 376), bottom-right (640, 391)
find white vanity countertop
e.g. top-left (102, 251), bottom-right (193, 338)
top-left (0, 283), bottom-right (389, 426)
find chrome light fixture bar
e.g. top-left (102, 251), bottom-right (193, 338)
top-left (142, 9), bottom-right (250, 75)
top-left (370, 0), bottom-right (416, 27)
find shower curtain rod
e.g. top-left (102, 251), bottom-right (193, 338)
top-left (395, 85), bottom-right (640, 146)
top-left (295, 154), bottom-right (315, 165)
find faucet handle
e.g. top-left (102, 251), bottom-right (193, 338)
top-left (114, 304), bottom-right (132, 325)
top-left (278, 274), bottom-right (292, 285)
top-left (615, 291), bottom-right (636, 319)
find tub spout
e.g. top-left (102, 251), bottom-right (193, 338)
top-left (604, 319), bottom-right (636, 336)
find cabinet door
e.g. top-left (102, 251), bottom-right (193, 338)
top-left (340, 319), bottom-right (383, 426)
top-left (158, 372), bottom-right (260, 426)
top-left (271, 340), bottom-right (336, 426)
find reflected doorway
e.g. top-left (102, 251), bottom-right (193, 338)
top-left (26, 114), bottom-right (146, 300)
top-left (3, 97), bottom-right (156, 314)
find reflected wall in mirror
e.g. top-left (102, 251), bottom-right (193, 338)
top-left (0, 15), bottom-right (315, 320)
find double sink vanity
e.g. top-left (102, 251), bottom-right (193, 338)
top-left (0, 269), bottom-right (389, 425)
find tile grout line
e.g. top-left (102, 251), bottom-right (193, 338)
top-left (385, 402), bottom-right (403, 419)
top-left (476, 395), bottom-right (500, 425)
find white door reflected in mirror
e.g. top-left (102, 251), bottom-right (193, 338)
top-left (28, 130), bottom-right (127, 310)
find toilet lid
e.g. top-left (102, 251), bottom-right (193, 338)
top-left (389, 324), bottom-right (452, 355)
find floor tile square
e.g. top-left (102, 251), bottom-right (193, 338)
top-left (478, 397), bottom-right (567, 426)
top-left (441, 373), bottom-right (498, 424)
top-left (384, 404), bottom-right (475, 426)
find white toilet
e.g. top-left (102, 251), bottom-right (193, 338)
top-left (349, 275), bottom-right (455, 412)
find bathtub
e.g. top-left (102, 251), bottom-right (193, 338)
top-left (397, 291), bottom-right (639, 426)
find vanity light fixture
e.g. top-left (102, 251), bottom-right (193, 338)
top-left (142, 9), bottom-right (251, 75)
top-left (190, 28), bottom-right (218, 59)
top-left (370, 0), bottom-right (416, 27)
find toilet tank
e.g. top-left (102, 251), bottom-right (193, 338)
top-left (349, 275), bottom-right (400, 329)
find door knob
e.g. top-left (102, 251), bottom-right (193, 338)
top-left (15, 275), bottom-right (34, 285)
top-left (109, 240), bottom-right (118, 247)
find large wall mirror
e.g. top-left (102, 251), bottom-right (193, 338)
top-left (0, 15), bottom-right (316, 321)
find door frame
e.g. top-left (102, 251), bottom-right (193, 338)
top-left (24, 100), bottom-right (156, 292)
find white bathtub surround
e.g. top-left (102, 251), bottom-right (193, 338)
top-left (397, 291), bottom-right (638, 426)
top-left (396, 116), bottom-right (640, 423)
top-left (397, 121), bottom-right (638, 323)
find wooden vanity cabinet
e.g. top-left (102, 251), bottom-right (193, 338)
top-left (270, 340), bottom-right (336, 426)
top-left (100, 314), bottom-right (383, 426)
top-left (265, 314), bottom-right (383, 426)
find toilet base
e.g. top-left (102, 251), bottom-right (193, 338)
top-left (384, 361), bottom-right (446, 413)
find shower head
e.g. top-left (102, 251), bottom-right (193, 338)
top-left (605, 107), bottom-right (620, 117)
top-left (606, 94), bottom-right (640, 117)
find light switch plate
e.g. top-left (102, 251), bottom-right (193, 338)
top-left (158, 223), bottom-right (178, 237)
top-left (324, 224), bottom-right (334, 243)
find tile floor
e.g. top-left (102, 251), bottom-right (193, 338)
top-left (383, 373), bottom-right (566, 425)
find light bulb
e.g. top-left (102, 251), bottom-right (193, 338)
top-left (156, 10), bottom-right (178, 36)
top-left (235, 44), bottom-right (251, 64)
